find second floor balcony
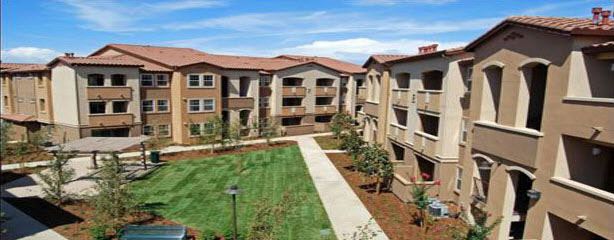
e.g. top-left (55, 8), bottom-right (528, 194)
top-left (87, 86), bottom-right (132, 100)
top-left (282, 86), bottom-right (306, 96)
top-left (315, 105), bottom-right (337, 115)
top-left (388, 123), bottom-right (407, 143)
top-left (222, 97), bottom-right (254, 110)
top-left (414, 131), bottom-right (439, 158)
top-left (315, 86), bottom-right (337, 96)
top-left (280, 106), bottom-right (306, 116)
top-left (357, 87), bottom-right (367, 101)
top-left (416, 90), bottom-right (442, 112)
top-left (472, 121), bottom-right (542, 169)
top-left (89, 113), bottom-right (134, 127)
top-left (391, 89), bottom-right (410, 108)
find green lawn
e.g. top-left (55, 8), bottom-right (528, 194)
top-left (130, 145), bottom-right (334, 239)
top-left (313, 136), bottom-right (341, 150)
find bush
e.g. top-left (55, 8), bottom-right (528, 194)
top-left (89, 223), bottom-right (109, 240)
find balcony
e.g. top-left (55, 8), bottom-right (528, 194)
top-left (280, 106), bottom-right (306, 116)
top-left (363, 101), bottom-right (379, 117)
top-left (561, 97), bottom-right (614, 143)
top-left (472, 121), bottom-right (542, 169)
top-left (391, 89), bottom-right (410, 108)
top-left (414, 131), bottom-right (439, 158)
top-left (89, 113), bottom-right (133, 127)
top-left (87, 87), bottom-right (132, 100)
top-left (388, 124), bottom-right (407, 143)
top-left (222, 97), bottom-right (254, 110)
top-left (357, 87), bottom-right (367, 102)
top-left (315, 105), bottom-right (337, 115)
top-left (282, 86), bottom-right (306, 96)
top-left (315, 86), bottom-right (337, 96)
top-left (283, 124), bottom-right (315, 136)
top-left (416, 90), bottom-right (442, 112)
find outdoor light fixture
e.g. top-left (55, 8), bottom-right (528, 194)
top-left (592, 147), bottom-right (602, 156)
top-left (478, 160), bottom-right (492, 170)
top-left (527, 189), bottom-right (541, 200)
top-left (226, 184), bottom-right (240, 240)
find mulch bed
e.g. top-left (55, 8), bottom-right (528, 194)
top-left (327, 153), bottom-right (466, 240)
top-left (3, 198), bottom-right (200, 240)
top-left (1, 147), bottom-right (54, 165)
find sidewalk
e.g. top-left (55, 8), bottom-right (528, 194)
top-left (295, 136), bottom-right (388, 240)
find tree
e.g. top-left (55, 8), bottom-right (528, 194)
top-left (340, 130), bottom-right (365, 170)
top-left (37, 150), bottom-right (76, 205)
top-left (200, 116), bottom-right (226, 153)
top-left (227, 121), bottom-right (243, 149)
top-left (253, 118), bottom-right (280, 146)
top-left (330, 112), bottom-right (354, 140)
top-left (409, 173), bottom-right (441, 234)
top-left (0, 122), bottom-right (13, 158)
top-left (453, 211), bottom-right (501, 240)
top-left (359, 144), bottom-right (392, 194)
top-left (91, 153), bottom-right (137, 235)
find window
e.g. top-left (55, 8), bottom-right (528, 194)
top-left (188, 74), bottom-right (200, 87)
top-left (259, 97), bottom-right (269, 108)
top-left (203, 99), bottom-right (215, 111)
top-left (111, 74), bottom-right (126, 86)
top-left (142, 100), bottom-right (154, 112)
top-left (460, 119), bottom-right (468, 144)
top-left (187, 74), bottom-right (215, 87)
top-left (157, 99), bottom-right (169, 112)
top-left (112, 101), bottom-right (128, 113)
top-left (188, 99), bottom-right (201, 112)
top-left (259, 77), bottom-right (270, 86)
top-left (141, 74), bottom-right (154, 87)
top-left (455, 167), bottom-right (463, 191)
top-left (156, 74), bottom-right (169, 87)
top-left (39, 99), bottom-right (46, 112)
top-left (158, 125), bottom-right (170, 137)
top-left (143, 125), bottom-right (154, 136)
top-left (419, 113), bottom-right (439, 137)
top-left (189, 123), bottom-right (201, 136)
top-left (463, 66), bottom-right (473, 92)
top-left (202, 75), bottom-right (214, 87)
top-left (89, 102), bottom-right (106, 114)
top-left (203, 122), bottom-right (215, 135)
top-left (3, 96), bottom-right (8, 106)
top-left (315, 115), bottom-right (333, 123)
top-left (88, 74), bottom-right (105, 86)
top-left (37, 76), bottom-right (44, 86)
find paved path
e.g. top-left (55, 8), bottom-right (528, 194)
top-left (0, 199), bottom-right (67, 240)
top-left (295, 136), bottom-right (388, 240)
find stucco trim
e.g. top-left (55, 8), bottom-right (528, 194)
top-left (472, 153), bottom-right (496, 165)
top-left (481, 61), bottom-right (505, 70)
top-left (551, 177), bottom-right (614, 203)
top-left (474, 120), bottom-right (544, 137)
top-left (518, 58), bottom-right (552, 68)
top-left (505, 166), bottom-right (536, 180)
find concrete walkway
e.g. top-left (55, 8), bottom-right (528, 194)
top-left (295, 136), bottom-right (388, 240)
top-left (0, 199), bottom-right (67, 240)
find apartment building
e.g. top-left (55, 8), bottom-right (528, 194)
top-left (456, 15), bottom-right (613, 240)
top-left (0, 63), bottom-right (54, 141)
top-left (373, 45), bottom-right (474, 203)
top-left (1, 44), bottom-right (364, 144)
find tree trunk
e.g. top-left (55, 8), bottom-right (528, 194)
top-left (210, 142), bottom-right (215, 154)
top-left (376, 177), bottom-right (381, 194)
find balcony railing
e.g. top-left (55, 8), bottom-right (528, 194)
top-left (391, 89), bottom-right (410, 108)
top-left (315, 86), bottom-right (337, 96)
top-left (388, 123), bottom-right (407, 143)
top-left (472, 121), bottom-right (542, 169)
top-left (282, 86), bottom-right (306, 96)
top-left (315, 105), bottom-right (337, 115)
top-left (89, 113), bottom-right (133, 126)
top-left (280, 106), bottom-right (306, 116)
top-left (414, 131), bottom-right (439, 158)
top-left (222, 97), bottom-right (254, 109)
top-left (363, 101), bottom-right (379, 116)
top-left (283, 124), bottom-right (314, 136)
top-left (357, 87), bottom-right (367, 101)
top-left (87, 87), bottom-right (132, 100)
top-left (416, 90), bottom-right (442, 112)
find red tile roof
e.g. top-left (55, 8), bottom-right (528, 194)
top-left (467, 16), bottom-right (614, 51)
top-left (92, 44), bottom-right (209, 68)
top-left (0, 63), bottom-right (48, 73)
top-left (583, 41), bottom-right (614, 53)
top-left (0, 113), bottom-right (37, 122)
top-left (48, 55), bottom-right (144, 67)
top-left (275, 55), bottom-right (366, 73)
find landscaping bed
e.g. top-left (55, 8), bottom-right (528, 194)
top-left (327, 153), bottom-right (465, 240)
top-left (3, 198), bottom-right (199, 240)
top-left (0, 144), bottom-right (53, 164)
top-left (313, 135), bottom-right (340, 150)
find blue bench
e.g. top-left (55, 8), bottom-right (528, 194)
top-left (120, 225), bottom-right (187, 240)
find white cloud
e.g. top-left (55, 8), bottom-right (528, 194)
top-left (519, 0), bottom-right (592, 16)
top-left (275, 38), bottom-right (467, 63)
top-left (1, 47), bottom-right (62, 63)
top-left (352, 0), bottom-right (456, 6)
top-left (58, 0), bottom-right (226, 32)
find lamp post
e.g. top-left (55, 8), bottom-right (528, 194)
top-left (226, 184), bottom-right (240, 240)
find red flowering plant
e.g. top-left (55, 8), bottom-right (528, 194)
top-left (409, 173), bottom-right (441, 233)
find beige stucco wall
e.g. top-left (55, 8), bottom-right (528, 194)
top-left (51, 64), bottom-right (80, 127)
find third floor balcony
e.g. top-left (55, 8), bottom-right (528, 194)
top-left (391, 89), bottom-right (410, 108)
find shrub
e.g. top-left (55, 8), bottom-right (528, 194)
top-left (37, 150), bottom-right (76, 205)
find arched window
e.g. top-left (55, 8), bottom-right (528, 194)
top-left (472, 155), bottom-right (494, 202)
top-left (482, 65), bottom-right (503, 123)
top-left (519, 62), bottom-right (548, 131)
top-left (239, 76), bottom-right (250, 97)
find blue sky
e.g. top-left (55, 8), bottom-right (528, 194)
top-left (1, 0), bottom-right (612, 64)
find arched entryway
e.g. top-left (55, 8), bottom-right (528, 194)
top-left (503, 166), bottom-right (536, 240)
top-left (519, 60), bottom-right (549, 131)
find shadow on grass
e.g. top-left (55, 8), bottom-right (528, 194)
top-left (3, 197), bottom-right (83, 228)
top-left (139, 202), bottom-right (168, 212)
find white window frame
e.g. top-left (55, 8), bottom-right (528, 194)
top-left (142, 100), bottom-right (154, 113)
top-left (460, 118), bottom-right (468, 144)
top-left (143, 125), bottom-right (154, 136)
top-left (89, 101), bottom-right (107, 115)
top-left (157, 99), bottom-right (169, 112)
top-left (188, 99), bottom-right (202, 113)
top-left (455, 166), bottom-right (463, 192)
top-left (156, 74), bottom-right (169, 87)
top-left (141, 74), bottom-right (154, 87)
top-left (187, 74), bottom-right (201, 87)
top-left (158, 124), bottom-right (171, 137)
top-left (202, 99), bottom-right (215, 111)
top-left (187, 74), bottom-right (215, 88)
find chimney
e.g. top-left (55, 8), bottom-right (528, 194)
top-left (592, 7), bottom-right (603, 25)
top-left (64, 52), bottom-right (74, 57)
top-left (602, 10), bottom-right (611, 25)
top-left (418, 44), bottom-right (439, 54)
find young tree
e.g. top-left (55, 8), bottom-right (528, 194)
top-left (227, 121), bottom-right (243, 149)
top-left (340, 131), bottom-right (365, 170)
top-left (452, 211), bottom-right (501, 240)
top-left (91, 153), bottom-right (137, 235)
top-left (200, 116), bottom-right (226, 153)
top-left (330, 112), bottom-right (354, 140)
top-left (254, 118), bottom-right (280, 146)
top-left (0, 122), bottom-right (13, 158)
top-left (409, 173), bottom-right (441, 233)
top-left (360, 144), bottom-right (391, 194)
top-left (37, 150), bottom-right (76, 205)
